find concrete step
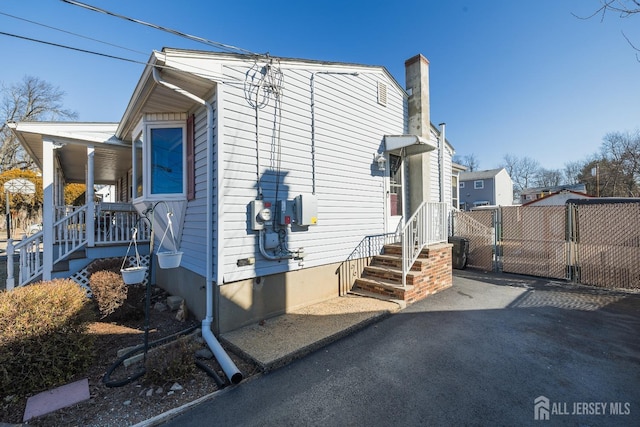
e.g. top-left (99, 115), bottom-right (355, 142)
top-left (348, 289), bottom-right (407, 310)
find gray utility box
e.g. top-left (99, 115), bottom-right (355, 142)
top-left (448, 236), bottom-right (469, 270)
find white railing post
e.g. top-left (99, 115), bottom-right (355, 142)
top-left (6, 238), bottom-right (14, 290)
top-left (401, 202), bottom-right (448, 288)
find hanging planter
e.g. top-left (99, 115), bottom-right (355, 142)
top-left (157, 251), bottom-right (183, 269)
top-left (157, 211), bottom-right (182, 269)
top-left (121, 266), bottom-right (148, 285)
top-left (121, 227), bottom-right (147, 284)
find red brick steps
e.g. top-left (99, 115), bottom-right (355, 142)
top-left (353, 242), bottom-right (453, 304)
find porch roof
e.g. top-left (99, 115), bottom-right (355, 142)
top-left (8, 122), bottom-right (131, 184)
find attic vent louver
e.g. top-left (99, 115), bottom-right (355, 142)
top-left (377, 81), bottom-right (387, 106)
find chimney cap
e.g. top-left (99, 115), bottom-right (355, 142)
top-left (405, 54), bottom-right (430, 67)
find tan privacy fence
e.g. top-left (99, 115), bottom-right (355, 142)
top-left (572, 202), bottom-right (640, 289)
top-left (451, 210), bottom-right (494, 271)
top-left (452, 201), bottom-right (640, 289)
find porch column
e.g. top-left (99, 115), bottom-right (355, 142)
top-left (86, 146), bottom-right (95, 247)
top-left (42, 139), bottom-right (56, 281)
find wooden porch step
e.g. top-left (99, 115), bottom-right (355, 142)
top-left (53, 249), bottom-right (86, 273)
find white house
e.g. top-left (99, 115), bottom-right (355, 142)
top-left (9, 51), bottom-right (454, 376)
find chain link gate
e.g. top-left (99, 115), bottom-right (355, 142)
top-left (453, 201), bottom-right (639, 290)
top-left (500, 205), bottom-right (567, 280)
top-left (571, 201), bottom-right (640, 289)
top-left (451, 209), bottom-right (495, 271)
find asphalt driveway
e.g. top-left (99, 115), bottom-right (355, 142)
top-left (158, 270), bottom-right (640, 426)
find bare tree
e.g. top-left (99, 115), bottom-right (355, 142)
top-left (587, 0), bottom-right (640, 18)
top-left (576, 0), bottom-right (640, 58)
top-left (534, 168), bottom-right (563, 187)
top-left (597, 130), bottom-right (640, 196)
top-left (500, 154), bottom-right (541, 199)
top-left (563, 160), bottom-right (585, 184)
top-left (0, 76), bottom-right (77, 171)
top-left (453, 153), bottom-right (480, 172)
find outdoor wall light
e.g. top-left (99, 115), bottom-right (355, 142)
top-left (375, 153), bottom-right (386, 171)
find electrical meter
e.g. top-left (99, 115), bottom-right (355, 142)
top-left (258, 207), bottom-right (272, 222)
top-left (250, 200), bottom-right (273, 230)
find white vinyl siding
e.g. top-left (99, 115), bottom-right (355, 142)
top-left (179, 99), bottom-right (216, 276)
top-left (220, 63), bottom-right (405, 282)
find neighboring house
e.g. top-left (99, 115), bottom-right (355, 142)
top-left (459, 168), bottom-right (513, 210)
top-left (9, 50), bottom-right (454, 339)
top-left (521, 189), bottom-right (592, 206)
top-left (520, 183), bottom-right (587, 204)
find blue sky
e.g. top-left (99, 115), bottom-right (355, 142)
top-left (1, 0), bottom-right (639, 171)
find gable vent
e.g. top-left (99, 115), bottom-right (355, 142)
top-left (377, 81), bottom-right (387, 106)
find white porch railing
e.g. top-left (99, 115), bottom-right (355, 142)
top-left (401, 202), bottom-right (449, 287)
top-left (7, 232), bottom-right (44, 288)
top-left (6, 202), bottom-right (150, 288)
top-left (54, 205), bottom-right (88, 264)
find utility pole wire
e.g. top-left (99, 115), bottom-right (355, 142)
top-left (0, 31), bottom-right (141, 64)
top-left (0, 11), bottom-right (148, 56)
top-left (61, 0), bottom-right (259, 56)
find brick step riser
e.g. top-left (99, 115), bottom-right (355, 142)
top-left (362, 269), bottom-right (403, 283)
top-left (354, 280), bottom-right (406, 300)
top-left (383, 245), bottom-right (432, 259)
top-left (372, 257), bottom-right (425, 272)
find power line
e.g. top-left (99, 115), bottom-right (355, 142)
top-left (0, 31), bottom-right (142, 64)
top-left (0, 11), bottom-right (147, 56)
top-left (0, 30), bottom-right (243, 84)
top-left (61, 0), bottom-right (259, 56)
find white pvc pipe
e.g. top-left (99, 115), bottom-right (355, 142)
top-left (152, 67), bottom-right (242, 384)
top-left (439, 123), bottom-right (446, 204)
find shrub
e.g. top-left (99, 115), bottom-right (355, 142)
top-left (90, 271), bottom-right (127, 318)
top-left (144, 337), bottom-right (199, 384)
top-left (90, 270), bottom-right (145, 321)
top-left (0, 279), bottom-right (95, 398)
top-left (86, 257), bottom-right (123, 276)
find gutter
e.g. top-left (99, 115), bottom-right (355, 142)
top-left (152, 67), bottom-right (243, 385)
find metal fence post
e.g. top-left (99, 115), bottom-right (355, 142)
top-left (6, 238), bottom-right (15, 290)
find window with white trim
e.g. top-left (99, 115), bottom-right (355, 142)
top-left (474, 180), bottom-right (484, 189)
top-left (132, 119), bottom-right (187, 201)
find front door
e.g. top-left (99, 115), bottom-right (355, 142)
top-left (387, 153), bottom-right (404, 233)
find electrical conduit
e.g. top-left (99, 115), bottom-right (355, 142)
top-left (152, 67), bottom-right (243, 385)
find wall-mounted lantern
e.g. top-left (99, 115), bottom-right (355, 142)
top-left (375, 153), bottom-right (386, 171)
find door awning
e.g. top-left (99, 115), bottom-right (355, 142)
top-left (384, 135), bottom-right (436, 156)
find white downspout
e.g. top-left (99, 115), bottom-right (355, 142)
top-left (439, 123), bottom-right (446, 204)
top-left (152, 68), bottom-right (242, 384)
top-left (87, 146), bottom-right (95, 247)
